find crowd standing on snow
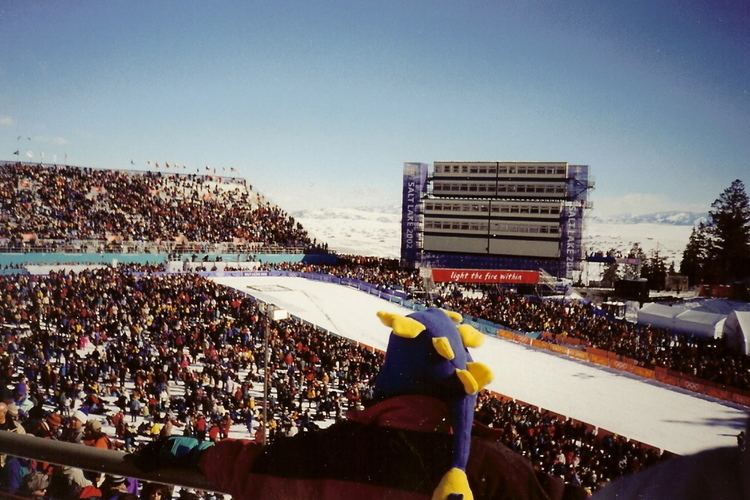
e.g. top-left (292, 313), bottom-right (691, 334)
top-left (1, 163), bottom-right (746, 389)
top-left (269, 259), bottom-right (750, 392)
top-left (0, 267), bottom-right (673, 496)
top-left (0, 164), bottom-right (743, 496)
top-left (441, 289), bottom-right (750, 391)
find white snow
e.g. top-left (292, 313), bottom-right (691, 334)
top-left (211, 275), bottom-right (748, 456)
top-left (294, 206), bottom-right (694, 265)
top-left (583, 221), bottom-right (692, 267)
top-left (294, 206), bottom-right (401, 258)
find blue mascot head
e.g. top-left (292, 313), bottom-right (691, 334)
top-left (374, 308), bottom-right (493, 500)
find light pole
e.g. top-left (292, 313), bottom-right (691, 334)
top-left (261, 302), bottom-right (287, 444)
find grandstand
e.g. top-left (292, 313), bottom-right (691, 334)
top-left (0, 161), bottom-right (325, 256)
top-left (0, 160), bottom-right (746, 498)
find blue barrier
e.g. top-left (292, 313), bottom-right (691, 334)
top-left (0, 252), bottom-right (337, 267)
top-left (0, 268), bottom-right (29, 276)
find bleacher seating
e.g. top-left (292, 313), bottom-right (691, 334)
top-left (0, 161), bottom-right (324, 253)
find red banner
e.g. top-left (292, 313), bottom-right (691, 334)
top-left (431, 268), bottom-right (540, 284)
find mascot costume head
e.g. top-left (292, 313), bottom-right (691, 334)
top-left (375, 308), bottom-right (494, 500)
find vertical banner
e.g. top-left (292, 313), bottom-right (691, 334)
top-left (400, 163), bottom-right (428, 268)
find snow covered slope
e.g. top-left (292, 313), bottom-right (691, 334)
top-left (293, 206), bottom-right (695, 265)
top-left (211, 276), bottom-right (748, 456)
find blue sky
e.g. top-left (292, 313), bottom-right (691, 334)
top-left (0, 1), bottom-right (748, 213)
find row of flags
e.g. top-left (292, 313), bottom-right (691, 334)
top-left (11, 150), bottom-right (67, 162)
top-left (12, 136), bottom-right (63, 163)
top-left (136, 161), bottom-right (237, 173)
top-left (8, 149), bottom-right (238, 175)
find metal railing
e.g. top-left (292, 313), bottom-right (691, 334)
top-left (0, 240), bottom-right (318, 255)
top-left (0, 431), bottom-right (227, 494)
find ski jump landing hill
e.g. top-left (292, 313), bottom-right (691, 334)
top-left (210, 273), bottom-right (748, 457)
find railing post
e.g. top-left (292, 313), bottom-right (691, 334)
top-left (0, 432), bottom-right (228, 494)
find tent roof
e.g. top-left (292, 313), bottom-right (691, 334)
top-left (639, 302), bottom-right (685, 319)
top-left (674, 310), bottom-right (726, 338)
top-left (682, 298), bottom-right (750, 315)
top-left (675, 309), bottom-right (726, 325)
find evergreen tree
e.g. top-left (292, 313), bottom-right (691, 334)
top-left (601, 248), bottom-right (620, 287)
top-left (644, 250), bottom-right (668, 290)
top-left (681, 224), bottom-right (711, 286)
top-left (707, 179), bottom-right (750, 281)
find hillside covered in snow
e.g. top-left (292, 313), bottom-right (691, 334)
top-left (294, 206), bottom-right (697, 266)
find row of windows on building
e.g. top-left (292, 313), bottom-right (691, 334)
top-left (424, 219), bottom-right (561, 235)
top-left (432, 182), bottom-right (567, 195)
top-left (423, 201), bottom-right (561, 215)
top-left (434, 164), bottom-right (566, 176)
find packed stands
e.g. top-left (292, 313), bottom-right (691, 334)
top-left (0, 161), bottom-right (324, 253)
top-left (0, 268), bottom-right (669, 495)
top-left (266, 260), bottom-right (750, 393)
top-left (0, 162), bottom-right (745, 496)
top-left (441, 290), bottom-right (750, 392)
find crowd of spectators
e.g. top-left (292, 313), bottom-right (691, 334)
top-left (0, 267), bottom-right (675, 496)
top-left (475, 392), bottom-right (666, 491)
top-left (0, 268), bottom-right (401, 497)
top-left (440, 289), bottom-right (750, 391)
top-left (264, 255), bottom-right (423, 296)
top-left (265, 258), bottom-right (750, 393)
top-left (0, 162), bottom-right (323, 252)
top-left (1, 159), bottom-right (744, 496)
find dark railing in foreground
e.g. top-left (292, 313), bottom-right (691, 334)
top-left (0, 432), bottom-right (227, 494)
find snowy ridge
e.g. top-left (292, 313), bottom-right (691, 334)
top-left (294, 206), bottom-right (695, 264)
top-left (590, 211), bottom-right (707, 226)
top-left (293, 206), bottom-right (402, 258)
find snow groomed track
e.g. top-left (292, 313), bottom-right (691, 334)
top-left (211, 275), bottom-right (748, 455)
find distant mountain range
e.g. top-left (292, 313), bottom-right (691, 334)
top-left (590, 211), bottom-right (707, 226)
top-left (294, 206), bottom-right (707, 226)
top-left (292, 206), bottom-right (700, 261)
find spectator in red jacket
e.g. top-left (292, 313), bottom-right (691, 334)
top-left (135, 309), bottom-right (586, 500)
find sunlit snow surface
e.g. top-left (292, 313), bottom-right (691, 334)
top-left (211, 275), bottom-right (748, 456)
top-left (293, 206), bottom-right (694, 264)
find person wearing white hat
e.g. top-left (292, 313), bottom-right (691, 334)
top-left (62, 410), bottom-right (87, 443)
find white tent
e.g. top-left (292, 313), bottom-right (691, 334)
top-left (637, 302), bottom-right (685, 331)
top-left (682, 298), bottom-right (750, 315)
top-left (672, 309), bottom-right (726, 339)
top-left (724, 311), bottom-right (750, 356)
top-left (638, 299), bottom-right (750, 340)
